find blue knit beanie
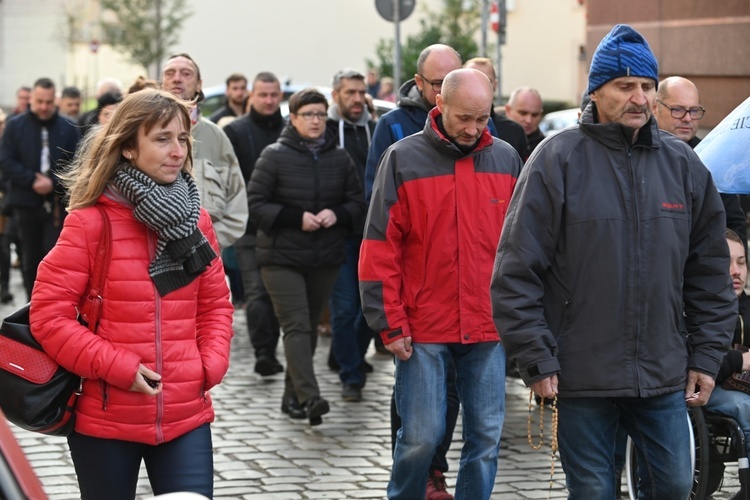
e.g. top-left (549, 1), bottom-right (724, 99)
top-left (587, 24), bottom-right (659, 94)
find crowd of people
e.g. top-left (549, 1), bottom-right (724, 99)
top-left (0, 22), bottom-right (746, 500)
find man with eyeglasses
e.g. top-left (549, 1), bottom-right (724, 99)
top-left (653, 76), bottom-right (746, 248)
top-left (364, 44), bottom-right (463, 202)
top-left (362, 43), bottom-right (464, 500)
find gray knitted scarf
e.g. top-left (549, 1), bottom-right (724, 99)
top-left (111, 165), bottom-right (217, 296)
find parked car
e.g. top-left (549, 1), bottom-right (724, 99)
top-left (539, 107), bottom-right (580, 137)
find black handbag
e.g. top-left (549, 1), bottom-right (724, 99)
top-left (0, 205), bottom-right (111, 436)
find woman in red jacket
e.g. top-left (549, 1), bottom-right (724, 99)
top-left (29, 89), bottom-right (234, 500)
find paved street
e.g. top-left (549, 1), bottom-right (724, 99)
top-left (3, 266), bottom-right (743, 499)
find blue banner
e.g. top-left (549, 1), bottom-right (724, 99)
top-left (695, 97), bottom-right (750, 194)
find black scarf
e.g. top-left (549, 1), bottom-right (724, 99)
top-left (111, 165), bottom-right (217, 296)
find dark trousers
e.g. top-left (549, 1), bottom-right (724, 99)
top-left (14, 205), bottom-right (63, 301)
top-left (67, 423), bottom-right (214, 500)
top-left (235, 236), bottom-right (280, 358)
top-left (390, 359), bottom-right (460, 473)
top-left (262, 264), bottom-right (339, 403)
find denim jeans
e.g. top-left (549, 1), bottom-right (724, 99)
top-left (389, 342), bottom-right (506, 500)
top-left (557, 392), bottom-right (692, 500)
top-left (706, 384), bottom-right (750, 459)
top-left (328, 236), bottom-right (373, 386)
top-left (68, 423), bottom-right (213, 499)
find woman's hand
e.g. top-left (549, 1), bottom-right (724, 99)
top-left (129, 364), bottom-right (162, 395)
top-left (302, 211), bottom-right (322, 232)
top-left (316, 209), bottom-right (337, 228)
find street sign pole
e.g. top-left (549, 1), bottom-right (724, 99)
top-left (496, 0), bottom-right (506, 103)
top-left (480, 0), bottom-right (489, 58)
top-left (375, 0), bottom-right (415, 91)
top-left (394, 0), bottom-right (401, 91)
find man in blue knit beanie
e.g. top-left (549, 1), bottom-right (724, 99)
top-left (491, 24), bottom-right (735, 499)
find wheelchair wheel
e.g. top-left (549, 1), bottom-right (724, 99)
top-left (626, 406), bottom-right (709, 499)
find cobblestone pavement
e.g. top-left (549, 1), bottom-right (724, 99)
top-left (2, 268), bottom-right (743, 499)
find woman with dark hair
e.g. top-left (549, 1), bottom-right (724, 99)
top-left (29, 88), bottom-right (233, 499)
top-left (248, 88), bottom-right (366, 426)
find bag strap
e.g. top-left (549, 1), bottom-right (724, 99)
top-left (82, 205), bottom-right (112, 332)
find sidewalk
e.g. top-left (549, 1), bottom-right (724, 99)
top-left (3, 266), bottom-right (741, 499)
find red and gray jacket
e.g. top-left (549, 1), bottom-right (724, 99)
top-left (359, 107), bottom-right (522, 345)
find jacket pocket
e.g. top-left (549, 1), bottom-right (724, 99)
top-left (194, 158), bottom-right (227, 219)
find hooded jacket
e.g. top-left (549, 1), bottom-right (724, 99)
top-left (364, 79), bottom-right (431, 201)
top-left (247, 124), bottom-right (366, 268)
top-left (326, 103), bottom-right (375, 235)
top-left (490, 103), bottom-right (736, 398)
top-left (360, 107), bottom-right (521, 345)
top-left (29, 193), bottom-right (233, 445)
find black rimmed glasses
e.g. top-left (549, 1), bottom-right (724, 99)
top-left (296, 111), bottom-right (327, 121)
top-left (418, 74), bottom-right (444, 92)
top-left (656, 100), bottom-right (705, 120)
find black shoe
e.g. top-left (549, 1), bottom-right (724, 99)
top-left (255, 354), bottom-right (282, 377)
top-left (305, 396), bottom-right (330, 426)
top-left (328, 351), bottom-right (340, 371)
top-left (0, 289), bottom-right (12, 304)
top-left (280, 395), bottom-right (306, 419)
top-left (342, 384), bottom-right (362, 402)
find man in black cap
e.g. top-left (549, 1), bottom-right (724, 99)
top-left (491, 24), bottom-right (736, 498)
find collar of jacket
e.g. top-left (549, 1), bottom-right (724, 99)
top-left (424, 107), bottom-right (494, 159)
top-left (28, 109), bottom-right (59, 127)
top-left (327, 103), bottom-right (373, 126)
top-left (397, 79), bottom-right (433, 113)
top-left (579, 102), bottom-right (660, 151)
top-left (278, 122), bottom-right (338, 155)
top-left (250, 107), bottom-right (284, 130)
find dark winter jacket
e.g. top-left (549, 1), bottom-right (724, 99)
top-left (247, 124), bottom-right (366, 268)
top-left (490, 110), bottom-right (528, 161)
top-left (0, 110), bottom-right (79, 208)
top-left (491, 102), bottom-right (736, 398)
top-left (360, 107), bottom-right (521, 345)
top-left (223, 108), bottom-right (285, 236)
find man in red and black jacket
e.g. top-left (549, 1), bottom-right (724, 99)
top-left (360, 68), bottom-right (521, 499)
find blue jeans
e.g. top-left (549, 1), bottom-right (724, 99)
top-left (389, 342), bottom-right (506, 500)
top-left (68, 423), bottom-right (214, 499)
top-left (329, 236), bottom-right (373, 387)
top-left (557, 392), bottom-right (692, 500)
top-left (706, 384), bottom-right (750, 459)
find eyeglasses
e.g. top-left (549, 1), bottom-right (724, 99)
top-left (656, 100), bottom-right (705, 120)
top-left (296, 111), bottom-right (327, 121)
top-left (418, 74), bottom-right (444, 92)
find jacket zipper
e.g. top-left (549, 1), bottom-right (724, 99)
top-left (627, 146), bottom-right (642, 393)
top-left (100, 380), bottom-right (108, 410)
top-left (148, 230), bottom-right (165, 444)
top-left (312, 152), bottom-right (321, 265)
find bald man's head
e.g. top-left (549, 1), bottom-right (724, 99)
top-left (653, 76), bottom-right (704, 142)
top-left (436, 69), bottom-right (494, 148)
top-left (414, 44), bottom-right (463, 107)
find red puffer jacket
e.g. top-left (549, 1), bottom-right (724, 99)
top-left (29, 194), bottom-right (233, 445)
